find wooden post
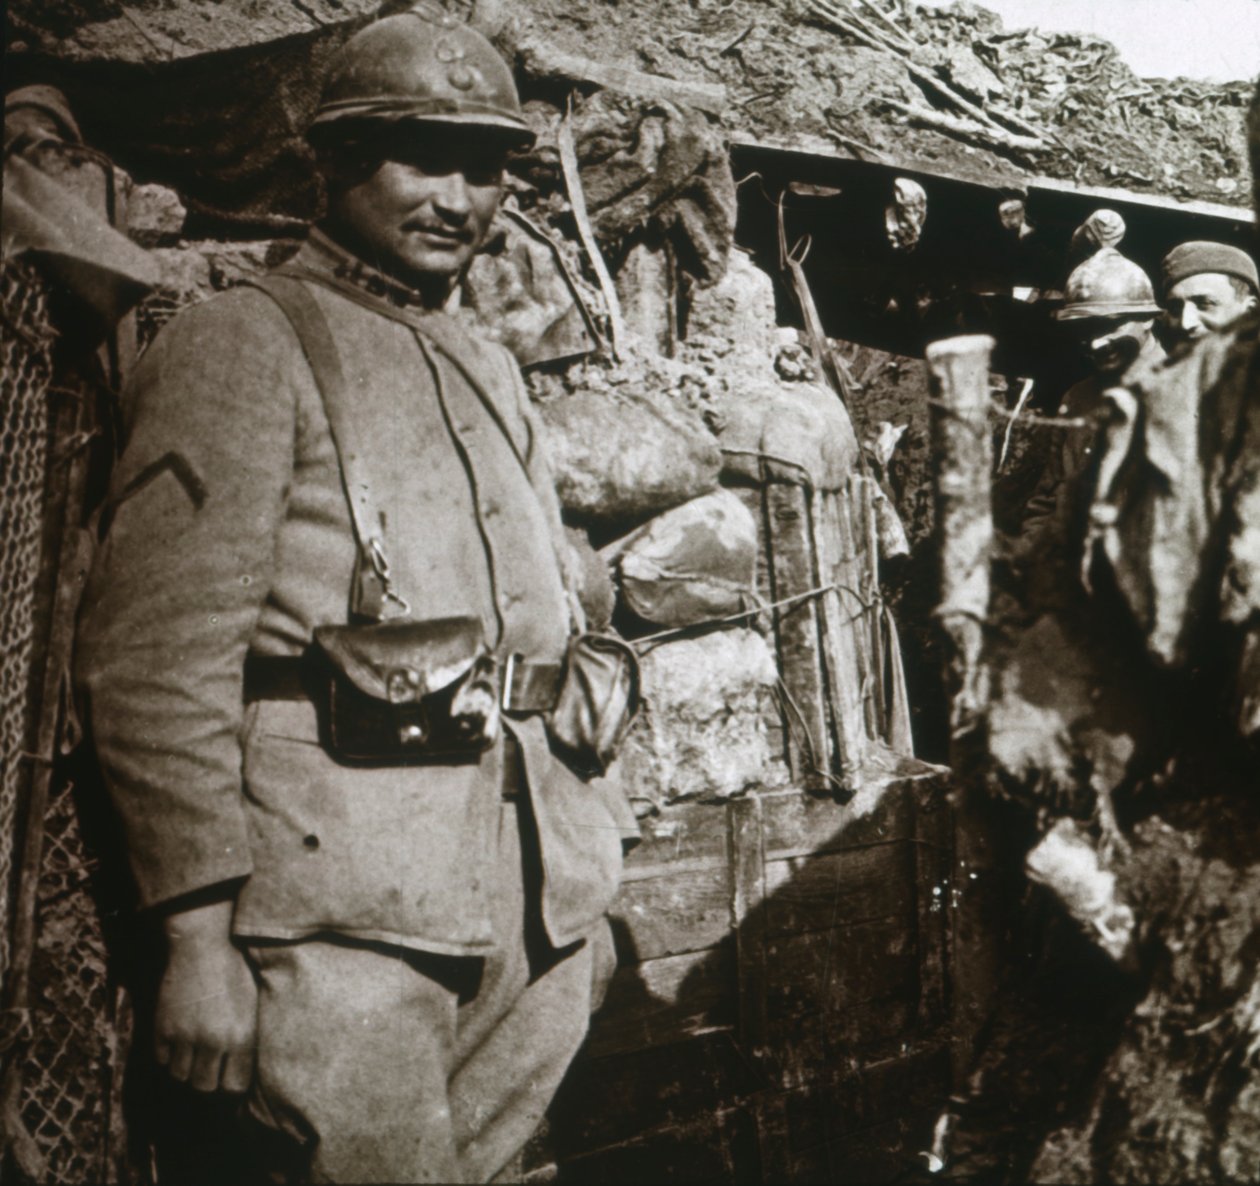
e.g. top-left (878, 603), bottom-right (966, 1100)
top-left (925, 334), bottom-right (1002, 1083)
top-left (728, 796), bottom-right (769, 1064)
top-left (817, 484), bottom-right (868, 787)
top-left (926, 335), bottom-right (994, 739)
top-left (764, 482), bottom-right (832, 793)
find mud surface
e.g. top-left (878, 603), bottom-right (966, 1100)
top-left (518, 0), bottom-right (1250, 206)
top-left (8, 1), bottom-right (1250, 229)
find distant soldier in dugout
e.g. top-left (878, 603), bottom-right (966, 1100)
top-left (1017, 244), bottom-right (1165, 596)
top-left (1159, 239), bottom-right (1259, 352)
top-left (75, 11), bottom-right (639, 1183)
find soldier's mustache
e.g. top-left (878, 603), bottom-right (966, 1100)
top-left (403, 218), bottom-right (472, 241)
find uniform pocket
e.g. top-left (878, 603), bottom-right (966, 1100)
top-left (236, 720), bottom-right (500, 951)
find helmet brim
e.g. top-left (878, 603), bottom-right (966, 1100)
top-left (1055, 301), bottom-right (1163, 321)
top-left (309, 104), bottom-right (536, 150)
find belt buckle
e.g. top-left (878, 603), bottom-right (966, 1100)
top-left (501, 652), bottom-right (519, 712)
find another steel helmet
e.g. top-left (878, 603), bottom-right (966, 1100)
top-left (1056, 247), bottom-right (1162, 321)
top-left (309, 10), bottom-right (534, 147)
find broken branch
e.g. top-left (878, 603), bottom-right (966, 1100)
top-left (809, 0), bottom-right (1051, 151)
top-left (519, 44), bottom-right (728, 115)
top-left (883, 99), bottom-right (1045, 155)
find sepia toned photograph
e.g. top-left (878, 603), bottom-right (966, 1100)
top-left (4, 0), bottom-right (1260, 1181)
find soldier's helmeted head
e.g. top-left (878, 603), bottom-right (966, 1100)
top-left (1159, 241), bottom-right (1259, 347)
top-left (307, 10), bottom-right (534, 293)
top-left (1056, 247), bottom-right (1162, 377)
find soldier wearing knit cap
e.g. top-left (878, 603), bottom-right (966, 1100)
top-left (1160, 240), bottom-right (1258, 349)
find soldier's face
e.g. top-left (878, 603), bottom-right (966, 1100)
top-left (1163, 273), bottom-right (1256, 345)
top-left (327, 131), bottom-right (506, 286)
top-left (1075, 316), bottom-right (1153, 377)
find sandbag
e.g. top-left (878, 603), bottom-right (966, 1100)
top-left (606, 490), bottom-right (757, 628)
top-left (572, 90), bottom-right (736, 287)
top-left (463, 207), bottom-right (598, 369)
top-left (537, 387), bottom-right (720, 528)
top-left (717, 377), bottom-right (859, 493)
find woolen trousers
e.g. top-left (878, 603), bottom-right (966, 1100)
top-left (243, 798), bottom-right (614, 1184)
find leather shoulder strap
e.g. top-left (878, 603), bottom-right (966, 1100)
top-left (245, 273), bottom-right (403, 618)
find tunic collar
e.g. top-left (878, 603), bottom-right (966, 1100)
top-left (292, 228), bottom-right (459, 316)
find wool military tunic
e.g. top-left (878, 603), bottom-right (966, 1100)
top-left (1019, 334), bottom-right (1166, 585)
top-left (77, 231), bottom-right (636, 955)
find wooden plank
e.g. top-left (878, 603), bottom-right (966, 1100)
top-left (608, 864), bottom-right (732, 962)
top-left (859, 475), bottom-right (890, 741)
top-left (624, 799), bottom-right (731, 876)
top-left (548, 1112), bottom-right (741, 1186)
top-left (761, 782), bottom-right (915, 859)
top-left (815, 486), bottom-right (870, 781)
top-left (765, 922), bottom-right (918, 1053)
top-left (759, 1042), bottom-right (950, 1181)
top-left (847, 475), bottom-right (878, 744)
top-left (781, 1078), bottom-right (866, 1176)
top-left (544, 1033), bottom-right (765, 1160)
top-left (719, 1104), bottom-right (763, 1186)
top-left (763, 843), bottom-right (916, 938)
top-left (729, 796), bottom-right (770, 1063)
top-left (733, 483), bottom-right (787, 769)
top-left (587, 947), bottom-right (736, 1059)
top-left (730, 135), bottom-right (1255, 224)
top-left (731, 483), bottom-right (775, 606)
top-left (786, 1108), bottom-right (939, 1184)
top-left (752, 1092), bottom-right (792, 1186)
top-left (765, 483), bottom-right (830, 791)
top-left (858, 1044), bottom-right (953, 1126)
top-left (766, 918), bottom-right (917, 1014)
top-left (778, 995), bottom-right (915, 1069)
top-left (913, 786), bottom-right (954, 1031)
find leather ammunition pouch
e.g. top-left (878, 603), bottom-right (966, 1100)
top-left (313, 616), bottom-right (498, 764)
top-left (545, 633), bottom-right (641, 777)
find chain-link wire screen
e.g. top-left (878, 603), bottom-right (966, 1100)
top-left (2, 254), bottom-right (122, 1185)
top-left (0, 255), bottom-right (54, 982)
top-left (20, 773), bottom-right (117, 1185)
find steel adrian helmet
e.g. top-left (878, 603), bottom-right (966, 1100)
top-left (1056, 247), bottom-right (1162, 321)
top-left (310, 10), bottom-right (534, 148)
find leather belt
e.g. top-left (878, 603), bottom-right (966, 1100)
top-left (500, 654), bottom-right (564, 714)
top-left (243, 651), bottom-right (564, 713)
top-left (243, 652), bottom-right (320, 703)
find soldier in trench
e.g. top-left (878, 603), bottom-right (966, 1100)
top-left (74, 12), bottom-right (639, 1183)
top-left (1014, 244), bottom-right (1165, 608)
top-left (1158, 239), bottom-right (1258, 354)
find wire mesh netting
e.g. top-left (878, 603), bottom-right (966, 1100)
top-left (0, 254), bottom-right (54, 982)
top-left (20, 773), bottom-right (116, 1185)
top-left (2, 254), bottom-right (120, 1184)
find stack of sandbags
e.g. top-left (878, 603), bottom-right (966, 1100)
top-left (534, 345), bottom-right (785, 812)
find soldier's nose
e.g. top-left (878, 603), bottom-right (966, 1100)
top-left (1180, 305), bottom-right (1204, 333)
top-left (430, 173), bottom-right (473, 219)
